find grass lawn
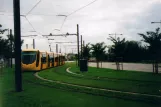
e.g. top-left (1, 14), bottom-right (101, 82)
top-left (38, 63), bottom-right (161, 96)
top-left (70, 63), bottom-right (161, 82)
top-left (1, 67), bottom-right (160, 107)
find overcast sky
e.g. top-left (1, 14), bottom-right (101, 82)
top-left (1, 0), bottom-right (161, 53)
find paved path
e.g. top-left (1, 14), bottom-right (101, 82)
top-left (88, 62), bottom-right (161, 73)
top-left (66, 67), bottom-right (83, 76)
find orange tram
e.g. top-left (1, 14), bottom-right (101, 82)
top-left (21, 49), bottom-right (65, 71)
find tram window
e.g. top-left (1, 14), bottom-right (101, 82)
top-left (50, 58), bottom-right (53, 62)
top-left (22, 51), bottom-right (36, 64)
top-left (41, 57), bottom-right (46, 63)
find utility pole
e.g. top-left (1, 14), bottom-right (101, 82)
top-left (83, 40), bottom-right (85, 47)
top-left (13, 0), bottom-right (22, 92)
top-left (7, 28), bottom-right (10, 67)
top-left (10, 29), bottom-right (13, 68)
top-left (49, 45), bottom-right (51, 52)
top-left (48, 39), bottom-right (54, 52)
top-left (33, 39), bottom-right (35, 49)
top-left (47, 24), bottom-right (80, 65)
top-left (81, 35), bottom-right (83, 59)
top-left (82, 40), bottom-right (85, 58)
top-left (26, 44), bottom-right (28, 49)
top-left (77, 24), bottom-right (80, 66)
top-left (56, 44), bottom-right (58, 53)
top-left (59, 48), bottom-right (61, 53)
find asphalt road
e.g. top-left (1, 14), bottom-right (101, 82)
top-left (88, 62), bottom-right (161, 73)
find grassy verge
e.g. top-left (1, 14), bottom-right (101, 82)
top-left (39, 63), bottom-right (161, 96)
top-left (1, 67), bottom-right (160, 107)
top-left (71, 63), bottom-right (161, 82)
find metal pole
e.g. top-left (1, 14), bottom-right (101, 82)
top-left (65, 46), bottom-right (66, 54)
top-left (10, 29), bottom-right (12, 68)
top-left (57, 44), bottom-right (58, 53)
top-left (83, 41), bottom-right (85, 47)
top-left (26, 44), bottom-right (28, 49)
top-left (77, 24), bottom-right (80, 67)
top-left (49, 45), bottom-right (51, 52)
top-left (7, 28), bottom-right (10, 68)
top-left (59, 48), bottom-right (61, 53)
top-left (81, 35), bottom-right (82, 59)
top-left (33, 39), bottom-right (35, 49)
top-left (56, 44), bottom-right (57, 53)
top-left (56, 44), bottom-right (58, 53)
top-left (13, 0), bottom-right (22, 92)
top-left (83, 40), bottom-right (85, 58)
top-left (8, 28), bottom-right (9, 36)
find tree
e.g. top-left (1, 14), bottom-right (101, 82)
top-left (0, 24), bottom-right (7, 34)
top-left (91, 42), bottom-right (107, 68)
top-left (138, 28), bottom-right (161, 74)
top-left (0, 24), bottom-right (9, 59)
top-left (82, 43), bottom-right (91, 60)
top-left (108, 39), bottom-right (149, 63)
top-left (108, 36), bottom-right (126, 57)
top-left (6, 32), bottom-right (24, 54)
top-left (124, 41), bottom-right (142, 62)
top-left (108, 36), bottom-right (126, 70)
top-left (0, 24), bottom-right (24, 67)
top-left (0, 37), bottom-right (10, 58)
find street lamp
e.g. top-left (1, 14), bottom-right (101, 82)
top-left (49, 44), bottom-right (52, 52)
top-left (151, 20), bottom-right (161, 26)
top-left (56, 14), bottom-right (67, 17)
top-left (53, 29), bottom-right (60, 31)
top-left (48, 39), bottom-right (54, 40)
top-left (109, 33), bottom-right (123, 39)
top-left (48, 39), bottom-right (55, 52)
top-left (151, 21), bottom-right (161, 24)
top-left (29, 30), bottom-right (36, 32)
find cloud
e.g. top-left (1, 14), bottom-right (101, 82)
top-left (1, 0), bottom-right (161, 53)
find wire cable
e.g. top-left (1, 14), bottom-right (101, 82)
top-left (24, 16), bottom-right (36, 32)
top-left (1, 0), bottom-right (99, 37)
top-left (26, 0), bottom-right (42, 16)
top-left (27, 13), bottom-right (57, 16)
top-left (60, 17), bottom-right (67, 30)
top-left (60, 0), bottom-right (99, 30)
top-left (22, 15), bottom-right (42, 35)
top-left (67, 0), bottom-right (99, 16)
